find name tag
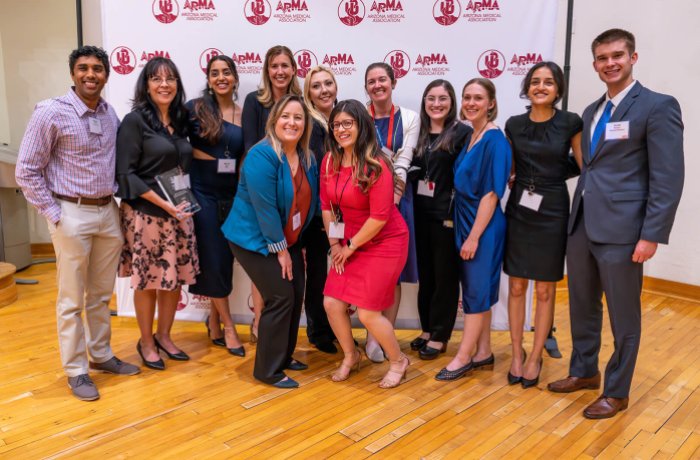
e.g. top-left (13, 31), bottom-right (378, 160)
top-left (88, 117), bottom-right (102, 134)
top-left (417, 179), bottom-right (436, 197)
top-left (172, 174), bottom-right (191, 191)
top-left (329, 221), bottom-right (345, 239)
top-left (217, 158), bottom-right (236, 174)
top-left (292, 212), bottom-right (301, 231)
top-left (605, 121), bottom-right (629, 140)
top-left (519, 190), bottom-right (543, 212)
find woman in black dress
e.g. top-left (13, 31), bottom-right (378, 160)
top-left (410, 79), bottom-right (471, 360)
top-left (186, 55), bottom-right (244, 356)
top-left (504, 61), bottom-right (583, 388)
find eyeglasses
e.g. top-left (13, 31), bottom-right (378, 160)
top-left (331, 119), bottom-right (355, 131)
top-left (149, 76), bottom-right (178, 85)
top-left (425, 96), bottom-right (450, 104)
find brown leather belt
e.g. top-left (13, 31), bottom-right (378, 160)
top-left (53, 193), bottom-right (113, 206)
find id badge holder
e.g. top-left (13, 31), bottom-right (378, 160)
top-left (329, 221), bottom-right (345, 239)
top-left (217, 147), bottom-right (236, 173)
top-left (519, 186), bottom-right (543, 212)
top-left (417, 179), bottom-right (436, 197)
top-left (292, 212), bottom-right (302, 230)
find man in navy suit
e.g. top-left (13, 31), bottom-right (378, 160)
top-left (547, 29), bottom-right (684, 419)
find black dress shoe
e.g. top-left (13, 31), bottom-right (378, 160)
top-left (435, 361), bottom-right (473, 381)
top-left (521, 358), bottom-right (542, 389)
top-left (472, 354), bottom-right (495, 370)
top-left (137, 341), bottom-right (165, 371)
top-left (410, 337), bottom-right (428, 351)
top-left (212, 337), bottom-right (226, 347)
top-left (153, 334), bottom-right (190, 361)
top-left (507, 372), bottom-right (522, 385)
top-left (272, 377), bottom-right (299, 389)
top-left (228, 346), bottom-right (245, 357)
top-left (314, 340), bottom-right (338, 354)
top-left (286, 359), bottom-right (308, 371)
top-left (418, 342), bottom-right (447, 360)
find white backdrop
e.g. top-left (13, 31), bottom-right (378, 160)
top-left (109, 0), bottom-right (557, 329)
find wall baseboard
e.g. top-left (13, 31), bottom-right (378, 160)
top-left (30, 243), bottom-right (55, 258)
top-left (557, 275), bottom-right (699, 303)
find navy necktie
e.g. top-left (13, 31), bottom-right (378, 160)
top-left (590, 100), bottom-right (613, 156)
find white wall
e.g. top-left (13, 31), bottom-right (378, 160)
top-left (554, 0), bottom-right (700, 285)
top-left (1, 0), bottom-right (698, 286)
top-left (0, 33), bottom-right (11, 145)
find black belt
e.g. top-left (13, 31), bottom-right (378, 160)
top-left (53, 193), bottom-right (113, 206)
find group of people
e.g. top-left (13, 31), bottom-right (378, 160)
top-left (16, 28), bottom-right (684, 420)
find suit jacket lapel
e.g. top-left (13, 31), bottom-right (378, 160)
top-left (590, 83), bottom-right (642, 162)
top-left (584, 95), bottom-right (605, 164)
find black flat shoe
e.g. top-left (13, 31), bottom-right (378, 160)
top-left (286, 359), bottom-right (308, 371)
top-left (472, 354), bottom-right (495, 370)
top-left (228, 346), bottom-right (245, 357)
top-left (137, 341), bottom-right (165, 371)
top-left (435, 361), bottom-right (473, 381)
top-left (153, 334), bottom-right (190, 361)
top-left (507, 372), bottom-right (522, 385)
top-left (272, 377), bottom-right (299, 389)
top-left (521, 358), bottom-right (542, 389)
top-left (419, 342), bottom-right (447, 360)
top-left (314, 340), bottom-right (338, 354)
top-left (410, 337), bottom-right (428, 351)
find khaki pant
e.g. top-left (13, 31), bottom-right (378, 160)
top-left (48, 199), bottom-right (123, 377)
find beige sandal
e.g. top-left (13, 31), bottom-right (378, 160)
top-left (331, 348), bottom-right (362, 382)
top-left (379, 353), bottom-right (410, 389)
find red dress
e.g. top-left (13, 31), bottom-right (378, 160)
top-left (321, 154), bottom-right (408, 310)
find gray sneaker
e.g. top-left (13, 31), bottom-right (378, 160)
top-left (89, 356), bottom-right (141, 375)
top-left (67, 374), bottom-right (99, 401)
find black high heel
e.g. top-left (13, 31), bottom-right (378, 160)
top-left (204, 315), bottom-right (226, 347)
top-left (153, 334), bottom-right (190, 361)
top-left (507, 348), bottom-right (527, 385)
top-left (137, 340), bottom-right (165, 371)
top-left (521, 358), bottom-right (543, 389)
top-left (418, 342), bottom-right (447, 360)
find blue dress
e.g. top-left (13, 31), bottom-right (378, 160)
top-left (374, 110), bottom-right (419, 284)
top-left (186, 99), bottom-right (244, 297)
top-left (453, 129), bottom-right (511, 313)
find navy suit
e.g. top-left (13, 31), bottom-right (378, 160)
top-left (566, 82), bottom-right (684, 398)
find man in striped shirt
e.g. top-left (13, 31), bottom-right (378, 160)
top-left (16, 46), bottom-right (139, 402)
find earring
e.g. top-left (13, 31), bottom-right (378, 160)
top-left (207, 87), bottom-right (213, 95)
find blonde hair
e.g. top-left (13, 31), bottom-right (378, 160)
top-left (257, 45), bottom-right (302, 108)
top-left (264, 94), bottom-right (312, 165)
top-left (302, 65), bottom-right (338, 131)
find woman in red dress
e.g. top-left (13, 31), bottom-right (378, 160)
top-left (321, 99), bottom-right (410, 388)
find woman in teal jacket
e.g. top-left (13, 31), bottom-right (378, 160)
top-left (223, 94), bottom-right (318, 388)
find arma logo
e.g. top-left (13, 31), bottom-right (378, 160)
top-left (384, 50), bottom-right (410, 79)
top-left (273, 0), bottom-right (311, 22)
top-left (140, 50), bottom-right (172, 63)
top-left (232, 51), bottom-right (264, 74)
top-left (477, 49), bottom-right (505, 78)
top-left (463, 0), bottom-right (501, 22)
top-left (322, 52), bottom-right (357, 76)
top-left (507, 52), bottom-right (543, 75)
top-left (199, 48), bottom-right (224, 73)
top-left (152, 0), bottom-right (179, 23)
top-left (368, 0), bottom-right (405, 23)
top-left (110, 47), bottom-right (136, 75)
top-left (176, 288), bottom-right (189, 311)
top-left (413, 52), bottom-right (450, 76)
top-left (338, 0), bottom-right (365, 26)
top-left (181, 0), bottom-right (218, 21)
top-left (433, 0), bottom-right (461, 26)
top-left (294, 49), bottom-right (318, 78)
top-left (244, 0), bottom-right (272, 25)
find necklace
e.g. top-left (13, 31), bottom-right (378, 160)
top-left (468, 122), bottom-right (490, 151)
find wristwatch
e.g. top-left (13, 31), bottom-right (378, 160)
top-left (347, 238), bottom-right (356, 251)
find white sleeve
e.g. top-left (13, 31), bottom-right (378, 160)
top-left (393, 107), bottom-right (419, 188)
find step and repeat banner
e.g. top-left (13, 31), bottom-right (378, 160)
top-left (108, 0), bottom-right (558, 329)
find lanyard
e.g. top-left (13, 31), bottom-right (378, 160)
top-left (333, 166), bottom-right (352, 222)
top-left (370, 103), bottom-right (395, 151)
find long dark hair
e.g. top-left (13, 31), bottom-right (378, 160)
top-left (416, 79), bottom-right (459, 157)
top-left (132, 57), bottom-right (187, 136)
top-left (327, 99), bottom-right (393, 193)
top-left (519, 61), bottom-right (565, 109)
top-left (192, 55), bottom-right (239, 144)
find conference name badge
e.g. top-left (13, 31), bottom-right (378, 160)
top-left (88, 117), bottom-right (102, 135)
top-left (329, 222), bottom-right (345, 239)
top-left (292, 212), bottom-right (302, 231)
top-left (417, 179), bottom-right (436, 197)
top-left (217, 158), bottom-right (236, 174)
top-left (605, 121), bottom-right (629, 140)
top-left (519, 190), bottom-right (543, 212)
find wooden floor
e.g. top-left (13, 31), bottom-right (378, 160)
top-left (1, 262), bottom-right (699, 459)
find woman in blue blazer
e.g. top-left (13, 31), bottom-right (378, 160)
top-left (222, 94), bottom-right (318, 388)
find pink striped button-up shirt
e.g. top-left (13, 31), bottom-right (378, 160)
top-left (15, 89), bottom-right (120, 224)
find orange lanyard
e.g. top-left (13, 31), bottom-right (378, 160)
top-left (370, 103), bottom-right (395, 151)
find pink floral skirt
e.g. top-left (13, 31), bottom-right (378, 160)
top-left (118, 202), bottom-right (199, 291)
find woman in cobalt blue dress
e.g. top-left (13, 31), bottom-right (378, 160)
top-left (186, 55), bottom-right (244, 356)
top-left (436, 78), bottom-right (511, 381)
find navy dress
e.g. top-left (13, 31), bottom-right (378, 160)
top-left (453, 129), bottom-right (511, 313)
top-left (186, 100), bottom-right (244, 298)
top-left (374, 111), bottom-right (419, 284)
